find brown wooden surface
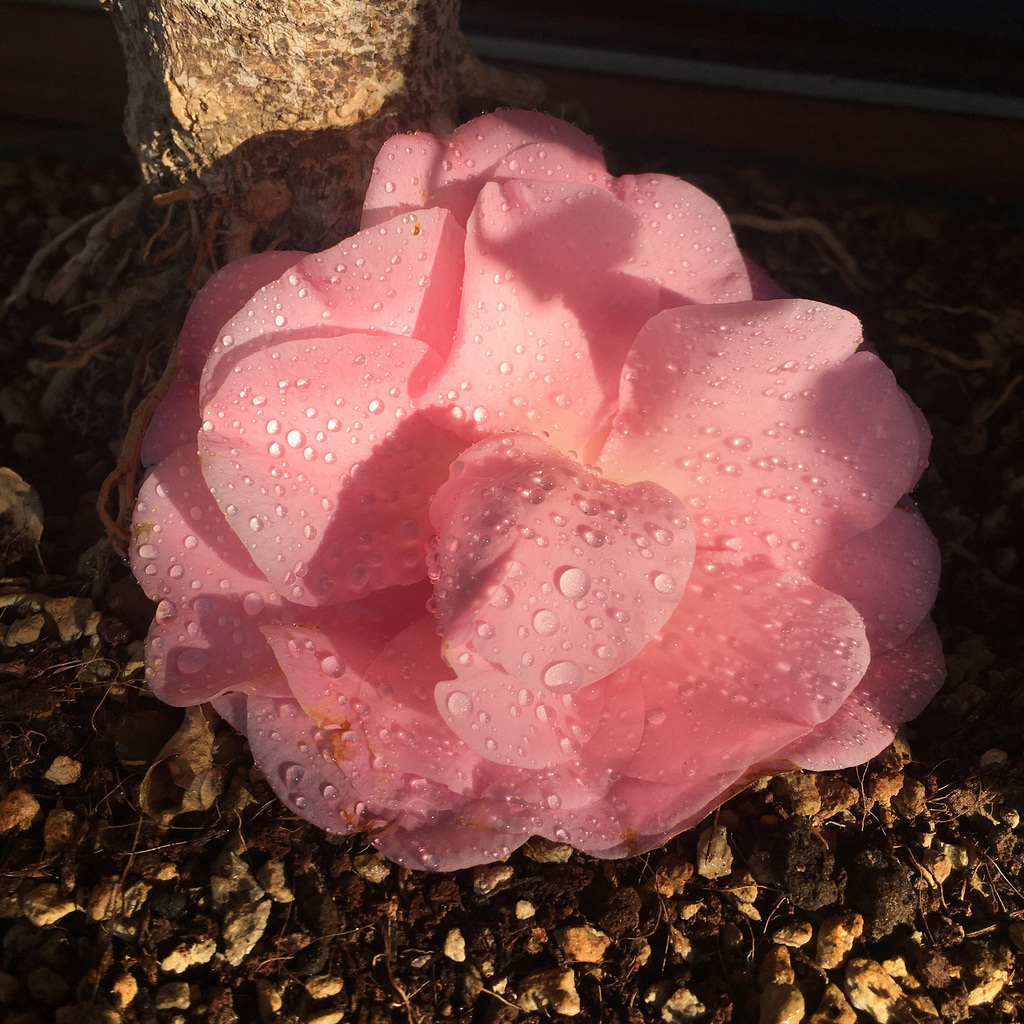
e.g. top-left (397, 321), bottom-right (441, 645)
top-left (1, 1), bottom-right (1022, 202)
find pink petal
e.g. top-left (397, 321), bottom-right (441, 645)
top-left (621, 558), bottom-right (871, 785)
top-left (431, 433), bottom-right (695, 693)
top-left (178, 251), bottom-right (307, 375)
top-left (600, 299), bottom-right (923, 564)
top-left (435, 664), bottom-right (609, 770)
top-left (131, 444), bottom-right (289, 704)
top-left (490, 140), bottom-right (611, 190)
top-left (142, 250), bottom-right (305, 466)
top-left (244, 694), bottom-right (360, 834)
top-left (427, 179), bottom-right (660, 457)
top-left (362, 109), bottom-right (609, 229)
top-left (201, 208), bottom-right (465, 392)
top-left (743, 256), bottom-right (790, 300)
top-left (809, 502), bottom-right (941, 652)
top-left (614, 174), bottom-right (753, 305)
top-left (371, 815), bottom-right (530, 872)
top-left (200, 332), bottom-right (463, 604)
top-left (141, 378), bottom-right (202, 470)
top-left (265, 616), bottom-right (480, 801)
top-left (766, 618), bottom-right (945, 771)
top-left (471, 662), bottom-right (646, 803)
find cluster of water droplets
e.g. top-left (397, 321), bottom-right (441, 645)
top-left (430, 433), bottom-right (696, 768)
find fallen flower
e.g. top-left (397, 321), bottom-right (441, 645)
top-left (131, 110), bottom-right (944, 870)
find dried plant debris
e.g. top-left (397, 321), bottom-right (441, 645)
top-left (0, 142), bottom-right (1021, 1023)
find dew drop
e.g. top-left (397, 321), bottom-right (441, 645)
top-left (176, 649), bottom-right (209, 675)
top-left (543, 661), bottom-right (584, 693)
top-left (646, 705), bottom-right (667, 726)
top-left (320, 655), bottom-right (345, 677)
top-left (652, 572), bottom-right (676, 595)
top-left (533, 609), bottom-right (559, 636)
top-left (242, 592), bottom-right (265, 616)
top-left (556, 566), bottom-right (590, 600)
top-left (446, 691), bottom-right (473, 718)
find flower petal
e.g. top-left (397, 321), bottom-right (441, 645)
top-left (202, 208), bottom-right (465, 389)
top-left (244, 694), bottom-right (360, 834)
top-left (131, 444), bottom-right (289, 704)
top-left (265, 614), bottom-right (480, 799)
top-left (435, 664), bottom-right (608, 770)
top-left (614, 174), bottom-right (753, 305)
top-left (428, 179), bottom-right (660, 457)
top-left (362, 109), bottom-right (609, 229)
top-left (621, 559), bottom-right (870, 784)
top-left (809, 502), bottom-right (941, 652)
top-left (766, 618), bottom-right (945, 771)
top-left (600, 299), bottom-right (923, 563)
top-left (200, 332), bottom-right (463, 604)
top-left (371, 814), bottom-right (528, 872)
top-left (143, 250), bottom-right (305, 467)
top-left (431, 433), bottom-right (695, 693)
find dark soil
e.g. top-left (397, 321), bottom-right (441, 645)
top-left (0, 131), bottom-right (1022, 1024)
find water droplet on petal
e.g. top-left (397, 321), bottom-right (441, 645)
top-left (447, 691), bottom-right (473, 718)
top-left (543, 661), bottom-right (584, 693)
top-left (176, 649), bottom-right (209, 675)
top-left (533, 609), bottom-right (559, 636)
top-left (556, 566), bottom-right (590, 600)
top-left (652, 572), bottom-right (676, 595)
top-left (320, 655), bottom-right (344, 677)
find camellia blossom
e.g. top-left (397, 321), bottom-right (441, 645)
top-left (131, 110), bottom-right (944, 871)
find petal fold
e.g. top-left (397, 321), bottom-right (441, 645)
top-left (621, 559), bottom-right (871, 784)
top-left (614, 174), bottom-right (753, 305)
top-left (132, 444), bottom-right (289, 704)
top-left (430, 433), bottom-right (695, 698)
top-left (766, 618), bottom-right (945, 771)
top-left (200, 332), bottom-right (463, 604)
top-left (600, 299), bottom-right (923, 563)
top-left (143, 250), bottom-right (305, 467)
top-left (809, 502), bottom-right (941, 652)
top-left (362, 110), bottom-right (609, 229)
top-left (428, 179), bottom-right (660, 456)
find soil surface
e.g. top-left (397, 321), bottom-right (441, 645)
top-left (0, 131), bottom-right (1022, 1024)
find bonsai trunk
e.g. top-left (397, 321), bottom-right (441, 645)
top-left (102, 0), bottom-right (539, 252)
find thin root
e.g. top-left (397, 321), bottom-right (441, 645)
top-left (975, 373), bottom-right (1023, 424)
top-left (2, 206), bottom-right (110, 318)
top-left (44, 188), bottom-right (147, 304)
top-left (730, 212), bottom-right (873, 293)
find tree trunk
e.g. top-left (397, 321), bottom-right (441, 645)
top-left (102, 0), bottom-right (539, 251)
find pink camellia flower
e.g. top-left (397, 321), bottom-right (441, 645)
top-left (131, 110), bottom-right (944, 870)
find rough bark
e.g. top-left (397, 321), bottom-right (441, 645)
top-left (101, 0), bottom-right (540, 250)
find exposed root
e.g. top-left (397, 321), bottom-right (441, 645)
top-left (44, 188), bottom-right (148, 304)
top-left (40, 333), bottom-right (125, 372)
top-left (975, 372), bottom-right (1023, 424)
top-left (2, 206), bottom-right (110, 318)
top-left (730, 212), bottom-right (873, 294)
